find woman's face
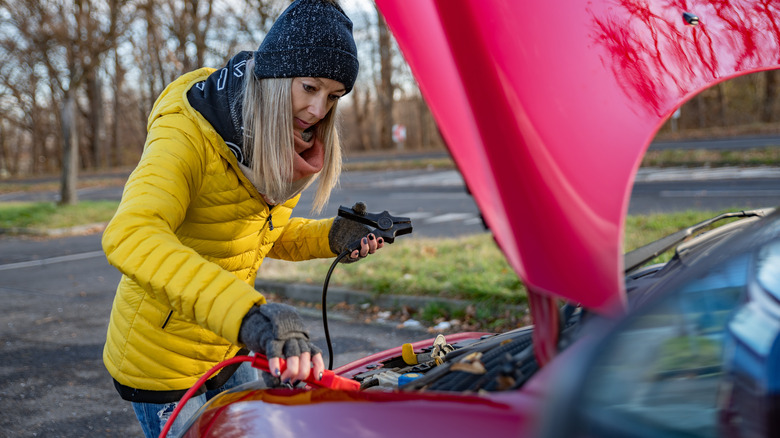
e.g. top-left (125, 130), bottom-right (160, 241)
top-left (291, 77), bottom-right (346, 134)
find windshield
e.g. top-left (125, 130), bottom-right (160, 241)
top-left (580, 254), bottom-right (750, 437)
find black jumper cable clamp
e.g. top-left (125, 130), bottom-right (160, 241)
top-left (322, 202), bottom-right (413, 369)
top-left (337, 202), bottom-right (413, 250)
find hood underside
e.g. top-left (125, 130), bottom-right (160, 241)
top-left (376, 0), bottom-right (780, 315)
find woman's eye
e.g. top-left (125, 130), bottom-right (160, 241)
top-left (328, 94), bottom-right (341, 102)
top-left (302, 84), bottom-right (315, 93)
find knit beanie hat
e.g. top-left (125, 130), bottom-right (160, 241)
top-left (254, 0), bottom-right (359, 94)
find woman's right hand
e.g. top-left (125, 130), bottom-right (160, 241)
top-left (238, 303), bottom-right (324, 383)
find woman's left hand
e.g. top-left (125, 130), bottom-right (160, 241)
top-left (238, 303), bottom-right (324, 384)
top-left (329, 214), bottom-right (386, 263)
top-left (347, 233), bottom-right (384, 261)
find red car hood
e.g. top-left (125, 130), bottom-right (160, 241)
top-left (376, 0), bottom-right (780, 315)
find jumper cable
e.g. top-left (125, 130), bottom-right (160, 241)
top-left (158, 353), bottom-right (359, 438)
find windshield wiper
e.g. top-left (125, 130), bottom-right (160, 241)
top-left (623, 208), bottom-right (772, 274)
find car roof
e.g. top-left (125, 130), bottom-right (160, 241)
top-left (376, 0), bottom-right (780, 315)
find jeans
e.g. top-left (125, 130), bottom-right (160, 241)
top-left (132, 362), bottom-right (258, 438)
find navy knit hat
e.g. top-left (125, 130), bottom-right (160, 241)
top-left (254, 0), bottom-right (359, 94)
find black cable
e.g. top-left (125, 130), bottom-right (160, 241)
top-left (323, 250), bottom-right (350, 370)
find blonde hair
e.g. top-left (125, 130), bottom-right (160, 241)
top-left (241, 59), bottom-right (342, 213)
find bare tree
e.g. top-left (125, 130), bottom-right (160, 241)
top-left (226, 0), bottom-right (286, 52)
top-left (0, 11), bottom-right (55, 175)
top-left (84, 69), bottom-right (104, 168)
top-left (162, 0), bottom-right (215, 72)
top-left (351, 87), bottom-right (374, 150)
top-left (375, 4), bottom-right (394, 150)
top-left (1, 0), bottom-right (129, 203)
top-left (762, 71), bottom-right (778, 122)
top-left (110, 48), bottom-right (125, 167)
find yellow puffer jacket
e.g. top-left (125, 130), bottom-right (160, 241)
top-left (102, 68), bottom-right (336, 394)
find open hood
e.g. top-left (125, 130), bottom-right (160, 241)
top-left (376, 0), bottom-right (780, 315)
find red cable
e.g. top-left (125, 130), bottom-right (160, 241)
top-left (158, 356), bottom-right (249, 438)
top-left (158, 354), bottom-right (360, 438)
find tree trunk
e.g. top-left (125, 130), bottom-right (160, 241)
top-left (0, 121), bottom-right (7, 175)
top-left (716, 83), bottom-right (728, 126)
top-left (693, 94), bottom-right (706, 128)
top-left (763, 70), bottom-right (777, 123)
top-left (416, 97), bottom-right (427, 150)
top-left (87, 70), bottom-right (104, 169)
top-left (352, 87), bottom-right (373, 150)
top-left (111, 49), bottom-right (125, 167)
top-left (29, 76), bottom-right (43, 174)
top-left (60, 92), bottom-right (79, 205)
top-left (376, 7), bottom-right (394, 150)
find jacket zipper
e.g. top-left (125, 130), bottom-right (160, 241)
top-left (266, 214), bottom-right (274, 231)
top-left (161, 310), bottom-right (173, 329)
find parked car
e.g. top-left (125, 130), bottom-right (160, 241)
top-left (178, 1), bottom-right (780, 436)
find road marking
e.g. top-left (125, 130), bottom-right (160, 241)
top-left (398, 211), bottom-right (434, 220)
top-left (660, 190), bottom-right (780, 197)
top-left (371, 170), bottom-right (465, 188)
top-left (464, 217), bottom-right (484, 225)
top-left (389, 192), bottom-right (469, 200)
top-left (0, 251), bottom-right (105, 271)
top-left (399, 211), bottom-right (482, 225)
top-left (637, 166), bottom-right (780, 182)
top-left (424, 213), bottom-right (477, 224)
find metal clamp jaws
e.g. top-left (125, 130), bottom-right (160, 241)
top-left (337, 202), bottom-right (413, 246)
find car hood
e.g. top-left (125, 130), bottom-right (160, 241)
top-left (376, 0), bottom-right (780, 315)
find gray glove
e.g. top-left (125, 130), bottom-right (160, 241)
top-left (239, 303), bottom-right (321, 359)
top-left (329, 203), bottom-right (373, 263)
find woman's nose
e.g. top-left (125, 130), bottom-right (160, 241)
top-left (308, 97), bottom-right (328, 120)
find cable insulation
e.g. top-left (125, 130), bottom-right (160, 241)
top-left (322, 250), bottom-right (350, 370)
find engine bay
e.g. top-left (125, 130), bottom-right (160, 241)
top-left (350, 304), bottom-right (582, 393)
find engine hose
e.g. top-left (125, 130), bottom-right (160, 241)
top-left (322, 250), bottom-right (351, 370)
top-left (440, 306), bottom-right (580, 392)
top-left (401, 329), bottom-right (531, 390)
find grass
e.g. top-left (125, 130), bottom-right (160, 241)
top-left (0, 176), bottom-right (128, 196)
top-left (261, 208), bottom-right (743, 302)
top-left (262, 233), bottom-right (525, 303)
top-left (258, 208), bottom-right (740, 328)
top-left (641, 147), bottom-right (780, 168)
top-left (0, 201), bottom-right (118, 230)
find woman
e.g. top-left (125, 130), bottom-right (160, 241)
top-left (102, 1), bottom-right (378, 436)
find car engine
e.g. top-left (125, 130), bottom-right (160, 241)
top-left (351, 305), bottom-right (582, 392)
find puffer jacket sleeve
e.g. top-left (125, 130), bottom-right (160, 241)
top-left (101, 114), bottom-right (264, 345)
top-left (266, 217), bottom-right (337, 261)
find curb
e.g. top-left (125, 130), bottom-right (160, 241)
top-left (0, 222), bottom-right (107, 237)
top-left (254, 279), bottom-right (474, 312)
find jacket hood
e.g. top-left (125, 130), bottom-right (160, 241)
top-left (376, 0), bottom-right (780, 315)
top-left (146, 68), bottom-right (226, 152)
top-left (187, 52), bottom-right (252, 166)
